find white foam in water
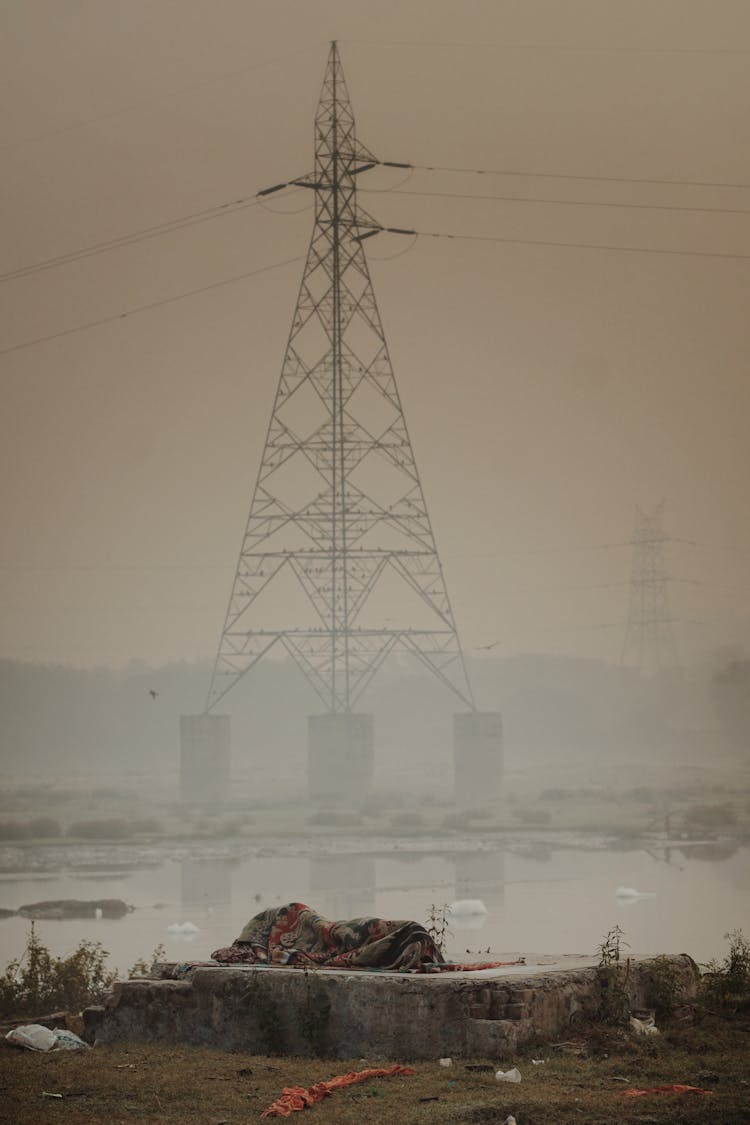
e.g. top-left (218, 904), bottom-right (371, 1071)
top-left (447, 899), bottom-right (488, 916)
top-left (167, 921), bottom-right (200, 934)
top-left (615, 886), bottom-right (656, 899)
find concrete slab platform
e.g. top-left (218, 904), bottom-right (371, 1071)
top-left (83, 954), bottom-right (699, 1060)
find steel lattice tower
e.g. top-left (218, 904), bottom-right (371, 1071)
top-left (621, 502), bottom-right (679, 673)
top-left (207, 42), bottom-right (474, 714)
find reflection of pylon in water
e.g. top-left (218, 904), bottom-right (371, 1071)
top-left (621, 502), bottom-right (679, 674)
top-left (206, 41), bottom-right (473, 714)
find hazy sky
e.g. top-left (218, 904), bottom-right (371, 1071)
top-left (1, 0), bottom-right (748, 671)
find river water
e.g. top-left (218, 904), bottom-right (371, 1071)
top-left (0, 836), bottom-right (747, 975)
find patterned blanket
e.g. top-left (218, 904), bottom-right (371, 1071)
top-left (211, 901), bottom-right (444, 971)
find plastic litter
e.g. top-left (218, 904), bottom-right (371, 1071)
top-left (495, 1067), bottom-right (522, 1083)
top-left (506, 1117), bottom-right (517, 1125)
top-left (629, 1014), bottom-right (659, 1037)
top-left (6, 1025), bottom-right (57, 1051)
top-left (5, 1024), bottom-right (89, 1052)
top-left (531, 1057), bottom-right (547, 1064)
top-left (51, 1028), bottom-right (90, 1050)
top-left (439, 1057), bottom-right (453, 1067)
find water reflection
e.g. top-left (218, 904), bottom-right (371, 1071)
top-left (680, 842), bottom-right (739, 863)
top-left (0, 840), bottom-right (747, 970)
top-left (180, 858), bottom-right (233, 913)
top-left (453, 850), bottom-right (505, 912)
top-left (309, 853), bottom-right (375, 918)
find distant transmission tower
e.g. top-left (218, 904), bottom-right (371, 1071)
top-left (621, 502), bottom-right (679, 673)
top-left (206, 42), bottom-right (474, 715)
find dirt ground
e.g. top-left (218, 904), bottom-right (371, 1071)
top-left (1, 1013), bottom-right (748, 1124)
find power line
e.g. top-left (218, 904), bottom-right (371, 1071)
top-left (343, 38), bottom-right (750, 55)
top-left (364, 224), bottom-right (750, 262)
top-left (380, 161), bottom-right (750, 192)
top-left (363, 186), bottom-right (750, 217)
top-left (0, 188), bottom-right (303, 284)
top-left (0, 198), bottom-right (260, 283)
top-left (0, 254), bottom-right (304, 357)
top-left (6, 167), bottom-right (746, 286)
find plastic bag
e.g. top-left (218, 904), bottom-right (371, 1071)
top-left (5, 1024), bottom-right (89, 1051)
top-left (496, 1067), bottom-right (522, 1083)
top-left (630, 1015), bottom-right (659, 1037)
top-left (6, 1024), bottom-right (57, 1051)
top-left (51, 1028), bottom-right (89, 1050)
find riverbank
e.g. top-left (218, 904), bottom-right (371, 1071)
top-left (1, 1007), bottom-right (748, 1123)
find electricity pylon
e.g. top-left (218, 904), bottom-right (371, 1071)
top-left (621, 502), bottom-right (679, 673)
top-left (207, 41), bottom-right (473, 714)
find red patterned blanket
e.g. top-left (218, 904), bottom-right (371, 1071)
top-left (210, 902), bottom-right (524, 973)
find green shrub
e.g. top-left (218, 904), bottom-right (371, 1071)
top-left (424, 903), bottom-right (452, 958)
top-left (0, 924), bottom-right (117, 1017)
top-left (128, 944), bottom-right (166, 978)
top-left (703, 929), bottom-right (750, 1009)
top-left (643, 954), bottom-right (685, 1018)
top-left (596, 925), bottom-right (631, 1025)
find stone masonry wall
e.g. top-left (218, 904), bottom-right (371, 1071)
top-left (83, 956), bottom-right (699, 1061)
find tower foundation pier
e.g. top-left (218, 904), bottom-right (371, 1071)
top-left (307, 713), bottom-right (374, 801)
top-left (453, 711), bottom-right (503, 807)
top-left (179, 714), bottom-right (230, 805)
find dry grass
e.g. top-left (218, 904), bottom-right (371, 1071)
top-left (1, 1013), bottom-right (749, 1124)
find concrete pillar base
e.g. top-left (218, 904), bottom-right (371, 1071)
top-left (179, 714), bottom-right (230, 805)
top-left (453, 711), bottom-right (503, 807)
top-left (307, 713), bottom-right (374, 801)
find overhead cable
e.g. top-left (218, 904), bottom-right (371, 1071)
top-left (363, 186), bottom-right (750, 217)
top-left (380, 160), bottom-right (750, 192)
top-left (0, 254), bottom-right (304, 357)
top-left (361, 224), bottom-right (750, 261)
top-left (343, 38), bottom-right (750, 55)
top-left (0, 188), bottom-right (303, 284)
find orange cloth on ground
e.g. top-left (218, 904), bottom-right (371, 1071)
top-left (620, 1084), bottom-right (713, 1098)
top-left (260, 1064), bottom-right (416, 1117)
